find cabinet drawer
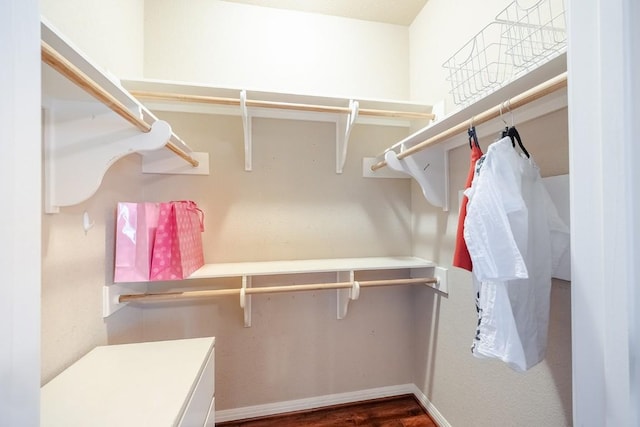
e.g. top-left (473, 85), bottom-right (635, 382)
top-left (204, 397), bottom-right (215, 427)
top-left (179, 348), bottom-right (215, 426)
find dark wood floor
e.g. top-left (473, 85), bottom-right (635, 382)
top-left (216, 394), bottom-right (438, 427)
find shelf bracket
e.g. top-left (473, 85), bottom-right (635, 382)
top-left (336, 270), bottom-right (357, 319)
top-left (336, 100), bottom-right (359, 174)
top-left (410, 266), bottom-right (449, 294)
top-left (383, 144), bottom-right (449, 211)
top-left (240, 90), bottom-right (253, 171)
top-left (102, 283), bottom-right (146, 318)
top-left (43, 102), bottom-right (172, 213)
top-left (240, 275), bottom-right (252, 327)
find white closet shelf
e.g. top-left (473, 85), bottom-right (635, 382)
top-left (121, 79), bottom-right (434, 125)
top-left (365, 53), bottom-right (568, 211)
top-left (41, 19), bottom-right (209, 213)
top-left (191, 256), bottom-right (436, 278)
top-left (104, 256), bottom-right (448, 326)
top-left (121, 79), bottom-right (435, 174)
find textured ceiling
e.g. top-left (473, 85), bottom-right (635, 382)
top-left (219, 0), bottom-right (428, 26)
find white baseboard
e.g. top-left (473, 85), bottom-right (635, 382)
top-left (215, 383), bottom-right (451, 426)
top-left (408, 384), bottom-right (452, 427)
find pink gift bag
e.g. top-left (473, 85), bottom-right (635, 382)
top-left (150, 200), bottom-right (205, 281)
top-left (114, 202), bottom-right (160, 283)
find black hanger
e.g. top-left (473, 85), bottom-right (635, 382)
top-left (506, 126), bottom-right (530, 158)
top-left (468, 126), bottom-right (480, 149)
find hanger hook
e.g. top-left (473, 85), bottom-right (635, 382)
top-left (507, 99), bottom-right (514, 126)
top-left (499, 102), bottom-right (508, 127)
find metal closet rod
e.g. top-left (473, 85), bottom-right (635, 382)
top-left (41, 41), bottom-right (199, 167)
top-left (370, 71), bottom-right (568, 171)
top-left (129, 90), bottom-right (436, 121)
top-left (119, 276), bottom-right (438, 303)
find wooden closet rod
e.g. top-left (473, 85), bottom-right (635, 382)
top-left (119, 277), bottom-right (438, 303)
top-left (129, 90), bottom-right (436, 121)
top-left (41, 41), bottom-right (199, 167)
top-left (370, 72), bottom-right (568, 171)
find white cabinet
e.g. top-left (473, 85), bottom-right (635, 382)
top-left (41, 337), bottom-right (215, 427)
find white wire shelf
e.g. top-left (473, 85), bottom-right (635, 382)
top-left (443, 0), bottom-right (566, 108)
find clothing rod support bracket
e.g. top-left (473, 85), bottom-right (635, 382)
top-left (43, 102), bottom-right (172, 213)
top-left (336, 270), bottom-right (356, 319)
top-left (241, 276), bottom-right (253, 327)
top-left (240, 92), bottom-right (360, 174)
top-left (336, 100), bottom-right (359, 174)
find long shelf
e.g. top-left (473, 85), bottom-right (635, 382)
top-left (190, 256), bottom-right (435, 279)
top-left (386, 53), bottom-right (567, 153)
top-left (104, 256), bottom-right (447, 326)
top-left (121, 79), bottom-right (435, 174)
top-left (121, 78), bottom-right (435, 127)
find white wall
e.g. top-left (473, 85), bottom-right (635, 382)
top-left (41, 0), bottom-right (145, 79)
top-left (409, 0), bottom-right (510, 110)
top-left (138, 112), bottom-right (416, 409)
top-left (144, 0), bottom-right (410, 100)
top-left (0, 0), bottom-right (41, 424)
top-left (41, 156), bottom-right (147, 383)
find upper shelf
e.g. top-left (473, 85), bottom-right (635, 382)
top-left (391, 53), bottom-right (567, 155)
top-left (121, 78), bottom-right (435, 128)
top-left (121, 78), bottom-right (435, 174)
top-left (365, 53), bottom-right (568, 211)
top-left (40, 19), bottom-right (207, 213)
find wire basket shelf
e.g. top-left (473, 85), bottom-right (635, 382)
top-left (443, 0), bottom-right (566, 107)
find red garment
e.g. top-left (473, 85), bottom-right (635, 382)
top-left (452, 144), bottom-right (483, 271)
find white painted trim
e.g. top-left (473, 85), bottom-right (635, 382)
top-left (625, 1), bottom-right (640, 425)
top-left (0, 0), bottom-right (41, 425)
top-left (215, 384), bottom-right (451, 426)
top-left (408, 384), bottom-right (452, 427)
top-left (568, 0), bottom-right (639, 425)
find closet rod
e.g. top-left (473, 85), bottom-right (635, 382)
top-left (119, 277), bottom-right (438, 303)
top-left (370, 72), bottom-right (568, 171)
top-left (129, 90), bottom-right (436, 121)
top-left (41, 41), bottom-right (199, 167)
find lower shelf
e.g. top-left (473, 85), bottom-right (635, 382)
top-left (103, 257), bottom-right (448, 326)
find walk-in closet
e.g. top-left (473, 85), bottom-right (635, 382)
top-left (2, 0), bottom-right (638, 426)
